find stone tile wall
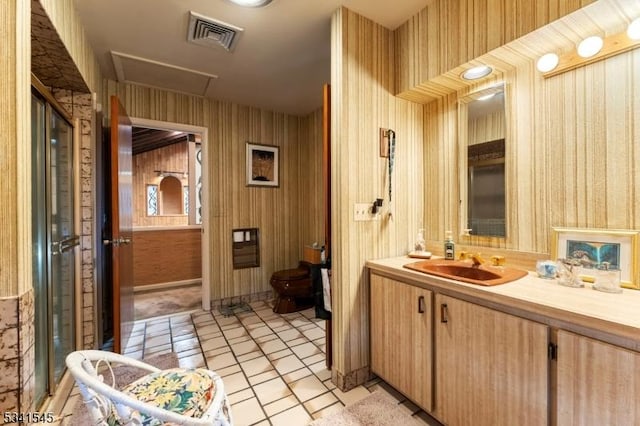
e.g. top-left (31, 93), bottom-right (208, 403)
top-left (0, 289), bottom-right (35, 418)
top-left (0, 296), bottom-right (20, 415)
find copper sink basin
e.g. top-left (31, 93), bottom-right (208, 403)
top-left (404, 259), bottom-right (528, 286)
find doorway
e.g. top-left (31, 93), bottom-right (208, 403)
top-left (31, 81), bottom-right (80, 406)
top-left (97, 118), bottom-right (209, 342)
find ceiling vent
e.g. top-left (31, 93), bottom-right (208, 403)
top-left (187, 11), bottom-right (244, 51)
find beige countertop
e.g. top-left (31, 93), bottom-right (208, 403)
top-left (366, 256), bottom-right (640, 352)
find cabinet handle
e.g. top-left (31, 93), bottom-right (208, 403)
top-left (440, 303), bottom-right (448, 323)
top-left (418, 296), bottom-right (425, 313)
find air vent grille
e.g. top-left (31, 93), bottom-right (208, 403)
top-left (188, 11), bottom-right (244, 51)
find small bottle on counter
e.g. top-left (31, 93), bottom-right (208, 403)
top-left (444, 230), bottom-right (455, 260)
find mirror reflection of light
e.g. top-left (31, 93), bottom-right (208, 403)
top-left (628, 18), bottom-right (640, 40)
top-left (536, 53), bottom-right (559, 72)
top-left (577, 36), bottom-right (604, 58)
top-left (477, 93), bottom-right (496, 101)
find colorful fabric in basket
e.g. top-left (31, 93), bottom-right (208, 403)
top-left (109, 368), bottom-right (215, 425)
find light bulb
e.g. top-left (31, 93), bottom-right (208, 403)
top-left (461, 65), bottom-right (492, 80)
top-left (577, 36), bottom-right (604, 58)
top-left (628, 18), bottom-right (640, 40)
top-left (536, 53), bottom-right (559, 72)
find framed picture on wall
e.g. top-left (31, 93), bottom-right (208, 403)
top-left (551, 227), bottom-right (639, 289)
top-left (246, 142), bottom-right (279, 187)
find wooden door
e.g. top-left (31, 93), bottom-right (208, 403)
top-left (109, 96), bottom-right (134, 353)
top-left (322, 84), bottom-right (332, 368)
top-left (370, 274), bottom-right (433, 411)
top-left (557, 330), bottom-right (640, 425)
top-left (435, 294), bottom-right (548, 426)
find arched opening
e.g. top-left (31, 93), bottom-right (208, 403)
top-left (159, 175), bottom-right (183, 215)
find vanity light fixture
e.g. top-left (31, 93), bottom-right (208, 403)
top-left (577, 35), bottom-right (604, 58)
top-left (227, 0), bottom-right (272, 7)
top-left (539, 19), bottom-right (640, 78)
top-left (536, 53), bottom-right (559, 72)
top-left (628, 18), bottom-right (640, 40)
top-left (461, 65), bottom-right (492, 80)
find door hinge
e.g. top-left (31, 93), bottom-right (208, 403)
top-left (548, 342), bottom-right (558, 360)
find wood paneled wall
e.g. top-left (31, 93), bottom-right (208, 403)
top-left (133, 229), bottom-right (201, 286)
top-left (133, 142), bottom-right (189, 227)
top-left (422, 23), bottom-right (640, 266)
top-left (0, 0), bottom-right (30, 297)
top-left (39, 0), bottom-right (102, 95)
top-left (298, 108), bottom-right (325, 247)
top-left (331, 7), bottom-right (425, 389)
top-left (330, 1), bottom-right (639, 389)
top-left (468, 111), bottom-right (505, 145)
top-left (395, 0), bottom-right (595, 98)
top-left (103, 80), bottom-right (323, 300)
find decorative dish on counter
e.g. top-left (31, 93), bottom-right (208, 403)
top-left (408, 250), bottom-right (432, 259)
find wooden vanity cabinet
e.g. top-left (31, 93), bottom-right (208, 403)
top-left (434, 294), bottom-right (549, 426)
top-left (556, 330), bottom-right (640, 425)
top-left (370, 273), bottom-right (433, 412)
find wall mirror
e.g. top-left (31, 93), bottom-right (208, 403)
top-left (458, 84), bottom-right (506, 239)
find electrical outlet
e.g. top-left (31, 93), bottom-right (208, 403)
top-left (354, 203), bottom-right (380, 221)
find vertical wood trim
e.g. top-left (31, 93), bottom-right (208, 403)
top-left (331, 7), bottom-right (425, 388)
top-left (322, 84), bottom-right (332, 368)
top-left (323, 85), bottom-right (332, 258)
top-left (0, 0), bottom-right (30, 297)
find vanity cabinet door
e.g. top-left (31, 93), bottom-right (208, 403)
top-left (435, 294), bottom-right (548, 426)
top-left (370, 273), bottom-right (433, 412)
top-left (557, 330), bottom-right (640, 425)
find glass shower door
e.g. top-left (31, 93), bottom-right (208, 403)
top-left (48, 108), bottom-right (77, 384)
top-left (32, 94), bottom-right (48, 406)
top-left (32, 87), bottom-right (78, 406)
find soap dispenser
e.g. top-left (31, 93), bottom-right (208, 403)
top-left (444, 231), bottom-right (455, 260)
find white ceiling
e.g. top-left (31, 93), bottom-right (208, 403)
top-left (73, 0), bottom-right (429, 116)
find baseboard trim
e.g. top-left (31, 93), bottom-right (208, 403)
top-left (210, 290), bottom-right (274, 310)
top-left (134, 279), bottom-right (201, 293)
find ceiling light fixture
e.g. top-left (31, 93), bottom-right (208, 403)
top-left (227, 0), bottom-right (272, 7)
top-left (577, 36), bottom-right (604, 58)
top-left (627, 18), bottom-right (640, 40)
top-left (536, 53), bottom-right (559, 72)
top-left (461, 65), bottom-right (492, 80)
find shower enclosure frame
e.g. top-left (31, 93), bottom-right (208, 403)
top-left (31, 75), bottom-right (82, 406)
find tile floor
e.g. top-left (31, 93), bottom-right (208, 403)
top-left (48, 300), bottom-right (440, 425)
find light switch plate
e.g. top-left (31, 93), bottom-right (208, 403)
top-left (354, 203), bottom-right (379, 221)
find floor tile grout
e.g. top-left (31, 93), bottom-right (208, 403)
top-left (47, 299), bottom-right (437, 426)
